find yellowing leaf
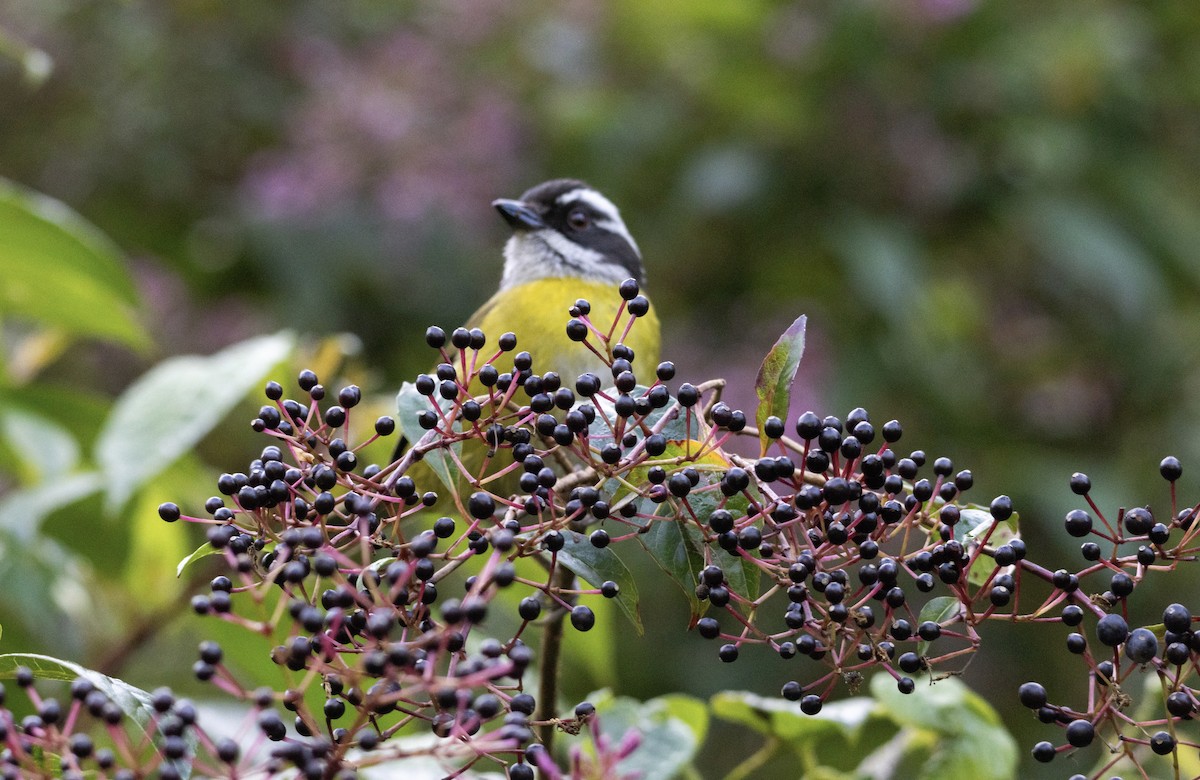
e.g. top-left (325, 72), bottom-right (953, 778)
top-left (754, 316), bottom-right (806, 455)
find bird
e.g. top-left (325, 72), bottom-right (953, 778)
top-left (474, 178), bottom-right (660, 383)
top-left (393, 179), bottom-right (660, 482)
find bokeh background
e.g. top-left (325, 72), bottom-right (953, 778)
top-left (3, 1), bottom-right (1200, 776)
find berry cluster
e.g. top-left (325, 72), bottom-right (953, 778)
top-left (684, 409), bottom-right (1012, 710)
top-left (15, 276), bottom-right (1193, 778)
top-left (1015, 460), bottom-right (1200, 777)
top-left (168, 276), bottom-right (1034, 777)
top-left (0, 665), bottom-right (237, 780)
top-left (153, 280), bottom-right (681, 777)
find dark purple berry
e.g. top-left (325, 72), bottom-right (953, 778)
top-left (1018, 682), bottom-right (1047, 709)
top-left (1124, 627), bottom-right (1158, 664)
top-left (1065, 719), bottom-right (1094, 748)
top-left (1095, 613), bottom-right (1129, 647)
top-left (1150, 731), bottom-right (1176, 755)
top-left (1163, 603), bottom-right (1191, 634)
top-left (570, 605), bottom-right (595, 632)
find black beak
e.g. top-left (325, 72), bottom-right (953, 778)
top-left (493, 199), bottom-right (545, 231)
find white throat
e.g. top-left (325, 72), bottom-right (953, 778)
top-left (499, 231), bottom-right (632, 291)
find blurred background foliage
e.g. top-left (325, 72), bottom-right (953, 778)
top-left (2, 1), bottom-right (1200, 776)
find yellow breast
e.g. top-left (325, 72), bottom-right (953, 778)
top-left (471, 278), bottom-right (661, 383)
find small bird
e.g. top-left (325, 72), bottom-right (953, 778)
top-left (395, 180), bottom-right (660, 473)
top-left (475, 178), bottom-right (660, 381)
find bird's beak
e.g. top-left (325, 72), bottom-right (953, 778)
top-left (493, 199), bottom-right (546, 231)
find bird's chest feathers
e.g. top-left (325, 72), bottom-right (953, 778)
top-left (473, 279), bottom-right (659, 381)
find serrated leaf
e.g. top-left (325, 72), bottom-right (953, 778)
top-left (0, 653), bottom-right (155, 723)
top-left (917, 596), bottom-right (963, 655)
top-left (0, 177), bottom-right (148, 350)
top-left (754, 315), bottom-right (806, 455)
top-left (0, 654), bottom-right (195, 778)
top-left (95, 331), bottom-right (295, 512)
top-left (557, 530), bottom-right (642, 634)
top-left (635, 479), bottom-right (761, 618)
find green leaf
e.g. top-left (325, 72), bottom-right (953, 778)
top-left (0, 654), bottom-right (195, 778)
top-left (0, 471), bottom-right (104, 540)
top-left (638, 514), bottom-right (706, 617)
top-left (0, 653), bottom-right (155, 723)
top-left (709, 544), bottom-right (761, 603)
top-left (0, 407), bottom-right (81, 484)
top-left (0, 177), bottom-right (148, 350)
top-left (917, 596), bottom-right (963, 656)
top-left (957, 505), bottom-right (1020, 544)
top-left (673, 481), bottom-right (761, 602)
top-left (125, 474), bottom-right (192, 608)
top-left (395, 381), bottom-right (435, 439)
top-left (957, 505), bottom-right (1019, 587)
top-left (657, 693), bottom-right (710, 747)
top-left (588, 384), bottom-right (701, 446)
top-left (868, 674), bottom-right (1017, 780)
top-left (94, 331), bottom-right (295, 512)
top-left (712, 689), bottom-right (871, 744)
top-left (557, 530), bottom-right (642, 635)
top-left (0, 384), bottom-right (111, 454)
top-left (754, 315), bottom-right (806, 455)
top-left (176, 540), bottom-right (220, 579)
top-left (634, 474), bottom-right (762, 620)
top-left (0, 471), bottom-right (105, 652)
top-left (394, 381), bottom-right (461, 492)
top-left (0, 528), bottom-right (101, 658)
top-left (581, 690), bottom-right (707, 780)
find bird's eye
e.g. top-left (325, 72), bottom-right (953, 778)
top-left (567, 209), bottom-right (591, 230)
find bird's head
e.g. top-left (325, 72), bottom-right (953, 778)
top-left (493, 179), bottom-right (645, 291)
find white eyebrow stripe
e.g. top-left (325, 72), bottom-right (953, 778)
top-left (557, 188), bottom-right (640, 257)
top-left (558, 188), bottom-right (618, 220)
